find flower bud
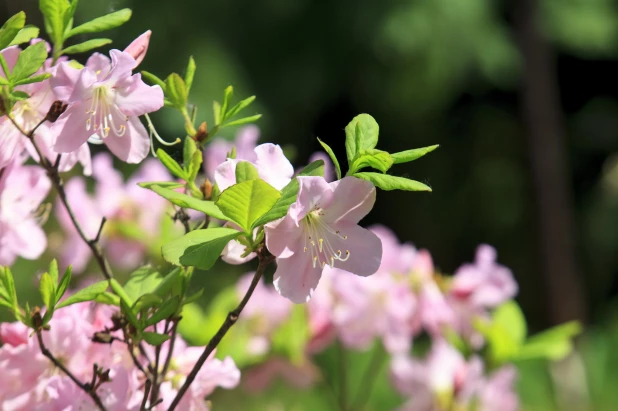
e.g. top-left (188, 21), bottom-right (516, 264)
top-left (196, 121), bottom-right (208, 142)
top-left (201, 178), bottom-right (213, 200)
top-left (45, 101), bottom-right (68, 123)
top-left (124, 30), bottom-right (151, 68)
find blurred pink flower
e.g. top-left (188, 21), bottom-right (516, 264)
top-left (203, 125), bottom-right (260, 180)
top-left (265, 176), bottom-right (381, 303)
top-left (478, 365), bottom-right (519, 411)
top-left (50, 50), bottom-right (164, 163)
top-left (56, 153), bottom-right (174, 272)
top-left (0, 161), bottom-right (51, 266)
top-left (123, 31), bottom-right (151, 68)
top-left (307, 151), bottom-right (335, 182)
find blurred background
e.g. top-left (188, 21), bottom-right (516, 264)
top-left (5, 0), bottom-right (618, 409)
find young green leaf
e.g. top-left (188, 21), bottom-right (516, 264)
top-left (39, 272), bottom-right (56, 316)
top-left (183, 138), bottom-right (202, 181)
top-left (0, 12), bottom-right (26, 50)
top-left (141, 70), bottom-right (166, 91)
top-left (141, 184), bottom-right (230, 221)
top-left (345, 114), bottom-right (379, 166)
top-left (216, 179), bottom-right (281, 232)
top-left (213, 101), bottom-right (222, 126)
top-left (120, 298), bottom-right (139, 328)
top-left (235, 161), bottom-right (259, 183)
top-left (251, 159), bottom-right (325, 227)
top-left (11, 41), bottom-right (48, 83)
top-left (391, 144), bottom-right (439, 164)
top-left (220, 85), bottom-right (233, 120)
top-left (94, 292), bottom-right (120, 306)
top-left (156, 148), bottom-right (187, 180)
top-left (39, 0), bottom-right (69, 46)
top-left (132, 293), bottom-right (162, 312)
top-left (492, 301), bottom-right (527, 346)
top-left (0, 266), bottom-right (18, 310)
top-left (138, 181), bottom-right (184, 190)
top-left (353, 172), bottom-right (431, 192)
top-left (185, 56), bottom-right (196, 92)
top-left (123, 265), bottom-right (163, 302)
top-left (349, 149), bottom-right (393, 174)
top-left (153, 268), bottom-right (181, 298)
top-left (162, 227), bottom-right (242, 269)
top-left (9, 26), bottom-right (40, 46)
top-left (55, 281), bottom-right (108, 309)
top-left (165, 73), bottom-right (188, 110)
top-left (48, 259), bottom-right (59, 285)
top-left (14, 73), bottom-right (51, 86)
top-left (55, 266), bottom-right (72, 305)
top-left (144, 297), bottom-right (180, 327)
top-left (66, 9), bottom-right (131, 38)
top-left (516, 321), bottom-right (582, 361)
top-left (317, 137), bottom-right (341, 180)
top-left (110, 278), bottom-right (134, 307)
top-left (223, 114), bottom-right (262, 128)
top-left (62, 38), bottom-right (112, 54)
top-left (65, 0), bottom-right (79, 28)
top-left (142, 331), bottom-right (170, 346)
top-left (225, 95), bottom-right (256, 120)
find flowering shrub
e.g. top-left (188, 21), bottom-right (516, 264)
top-left (0, 3), bottom-right (581, 410)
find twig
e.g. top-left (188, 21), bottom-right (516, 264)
top-left (167, 248), bottom-right (275, 410)
top-left (9, 114), bottom-right (114, 280)
top-left (140, 380), bottom-right (152, 411)
top-left (160, 320), bottom-right (178, 380)
top-left (36, 330), bottom-right (107, 410)
top-left (352, 345), bottom-right (386, 410)
top-left (149, 322), bottom-right (165, 405)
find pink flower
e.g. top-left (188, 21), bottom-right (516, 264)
top-left (56, 153), bottom-right (175, 272)
top-left (390, 340), bottom-right (484, 411)
top-left (50, 50), bottom-right (164, 163)
top-left (236, 273), bottom-right (292, 355)
top-left (478, 366), bottom-right (519, 411)
top-left (0, 161), bottom-right (51, 266)
top-left (307, 151), bottom-right (335, 182)
top-left (0, 46), bottom-right (91, 173)
top-left (203, 125), bottom-right (259, 180)
top-left (123, 31), bottom-right (151, 68)
top-left (449, 244), bottom-right (518, 309)
top-left (265, 176), bottom-right (382, 303)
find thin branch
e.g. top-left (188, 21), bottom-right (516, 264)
top-left (167, 248), bottom-right (275, 410)
top-left (93, 217), bottom-right (107, 243)
top-left (149, 322), bottom-right (165, 405)
top-left (160, 320), bottom-right (178, 380)
top-left (36, 330), bottom-right (107, 411)
top-left (140, 380), bottom-right (152, 411)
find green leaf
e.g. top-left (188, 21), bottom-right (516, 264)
top-left (221, 85), bottom-right (233, 119)
top-left (0, 266), bottom-right (18, 310)
top-left (345, 114), bottom-right (379, 166)
top-left (56, 281), bottom-right (108, 309)
top-left (251, 160), bottom-right (325, 227)
top-left (66, 9), bottom-right (131, 38)
top-left (11, 41), bottom-right (48, 83)
top-left (185, 56), bottom-right (196, 92)
top-left (235, 161), bottom-right (259, 183)
top-left (353, 172), bottom-right (432, 192)
top-left (145, 297), bottom-right (180, 327)
top-left (317, 137), bottom-right (341, 180)
top-left (182, 288), bottom-right (204, 306)
top-left (153, 268), bottom-right (181, 298)
top-left (62, 38), bottom-right (112, 54)
top-left (216, 179), bottom-right (281, 232)
top-left (0, 76), bottom-right (8, 85)
top-left (13, 73), bottom-right (51, 87)
top-left (165, 73), bottom-right (188, 109)
top-left (132, 293), bottom-right (162, 312)
top-left (223, 114), bottom-right (262, 127)
top-left (493, 301), bottom-right (527, 346)
top-left (39, 272), bottom-right (56, 323)
top-left (39, 0), bottom-right (69, 46)
top-left (391, 145), bottom-right (439, 164)
top-left (65, 0), bottom-right (79, 28)
top-left (183, 138), bottom-right (201, 181)
top-left (94, 291), bottom-right (120, 306)
top-left (123, 265), bottom-right (163, 302)
top-left (55, 266), bottom-right (72, 305)
top-left (141, 184), bottom-right (230, 221)
top-left (156, 148), bottom-right (187, 180)
top-left (120, 298), bottom-right (139, 328)
top-left (142, 331), bottom-right (170, 346)
top-left (162, 227), bottom-right (242, 269)
top-left (138, 181), bottom-right (184, 190)
top-left (0, 12), bottom-right (26, 50)
top-left (110, 278), bottom-right (134, 307)
top-left (349, 149), bottom-right (393, 174)
top-left (11, 90), bottom-right (30, 101)
top-left (141, 70), bottom-right (166, 91)
top-left (48, 259), bottom-right (59, 285)
top-left (516, 321), bottom-right (582, 361)
top-left (213, 101), bottom-right (222, 125)
top-left (225, 95), bottom-right (256, 120)
top-left (10, 26), bottom-right (40, 46)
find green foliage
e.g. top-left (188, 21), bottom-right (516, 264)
top-left (142, 331), bottom-right (171, 345)
top-left (345, 113), bottom-right (380, 165)
top-left (61, 38), bottom-right (112, 54)
top-left (354, 172), bottom-right (432, 192)
top-left (212, 86), bottom-right (260, 129)
top-left (55, 281), bottom-right (108, 309)
top-left (183, 137), bottom-right (202, 182)
top-left (39, 0), bottom-right (69, 46)
top-left (165, 73), bottom-right (189, 110)
top-left (155, 148), bottom-right (186, 180)
top-left (185, 56), bottom-right (196, 92)
top-left (11, 41), bottom-right (48, 83)
top-left (235, 161), bottom-right (260, 183)
top-left (66, 8), bottom-right (131, 38)
top-left (9, 25), bottom-right (38, 46)
top-left (517, 321), bottom-right (582, 361)
top-left (139, 183), bottom-right (229, 220)
top-left (0, 12), bottom-right (26, 50)
top-left (216, 179), bottom-right (281, 232)
top-left (349, 149), bottom-right (394, 174)
top-left (162, 227), bottom-right (242, 269)
top-left (391, 145), bottom-right (439, 164)
top-left (141, 70), bottom-right (166, 91)
top-left (317, 137), bottom-right (342, 180)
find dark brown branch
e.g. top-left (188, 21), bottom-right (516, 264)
top-left (160, 320), bottom-right (178, 381)
top-left (140, 380), bottom-right (152, 411)
top-left (36, 330), bottom-right (107, 411)
top-left (167, 248), bottom-right (275, 410)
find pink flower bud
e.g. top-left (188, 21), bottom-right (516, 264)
top-left (123, 30), bottom-right (151, 68)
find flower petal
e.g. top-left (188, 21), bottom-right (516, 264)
top-left (0, 121), bottom-right (26, 169)
top-left (104, 116), bottom-right (150, 163)
top-left (85, 53), bottom-right (112, 79)
top-left (289, 176), bottom-right (333, 224)
top-left (325, 176), bottom-right (376, 224)
top-left (123, 30), bottom-right (151, 68)
top-left (273, 252), bottom-right (323, 303)
top-left (49, 62), bottom-right (82, 101)
top-left (104, 50), bottom-right (136, 85)
top-left (265, 214), bottom-right (304, 258)
top-left (213, 158), bottom-right (240, 191)
top-left (114, 73), bottom-right (164, 116)
top-left (254, 143), bottom-right (294, 190)
top-left (328, 221), bottom-right (382, 276)
top-left (51, 101), bottom-right (92, 153)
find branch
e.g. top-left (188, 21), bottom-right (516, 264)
top-left (10, 111), bottom-right (114, 280)
top-left (36, 330), bottom-right (107, 411)
top-left (167, 248), bottom-right (275, 410)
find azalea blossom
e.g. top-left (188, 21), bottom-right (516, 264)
top-left (203, 125), bottom-right (260, 180)
top-left (0, 161), bottom-right (51, 266)
top-left (50, 49), bottom-right (164, 163)
top-left (265, 176), bottom-right (382, 303)
top-left (123, 30), bottom-right (151, 67)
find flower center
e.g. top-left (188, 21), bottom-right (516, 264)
top-left (302, 209), bottom-right (350, 269)
top-left (86, 86), bottom-right (128, 140)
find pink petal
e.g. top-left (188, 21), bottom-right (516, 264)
top-left (51, 101), bottom-right (91, 153)
top-left (7, 220), bottom-right (46, 259)
top-left (105, 50), bottom-right (137, 85)
top-left (308, 151), bottom-right (335, 182)
top-left (327, 221), bottom-right (382, 276)
top-left (254, 143), bottom-right (294, 190)
top-left (0, 121), bottom-right (26, 169)
top-left (289, 176), bottom-right (334, 224)
top-left (273, 252), bottom-right (324, 303)
top-left (213, 159), bottom-right (239, 191)
top-left (0, 47), bottom-right (20, 76)
top-left (123, 30), bottom-right (151, 68)
top-left (50, 62), bottom-right (81, 101)
top-left (104, 116), bottom-right (150, 163)
top-left (67, 67), bottom-right (97, 103)
top-left (235, 125), bottom-right (260, 160)
top-left (221, 238), bottom-right (256, 264)
top-left (85, 52), bottom-right (112, 77)
top-left (114, 73), bottom-right (164, 116)
top-left (325, 176), bottom-right (376, 224)
top-left (265, 214), bottom-right (304, 258)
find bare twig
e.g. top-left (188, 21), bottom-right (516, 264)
top-left (140, 380), bottom-right (152, 411)
top-left (160, 320), bottom-right (178, 380)
top-left (167, 248), bottom-right (275, 410)
top-left (36, 330), bottom-right (107, 411)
